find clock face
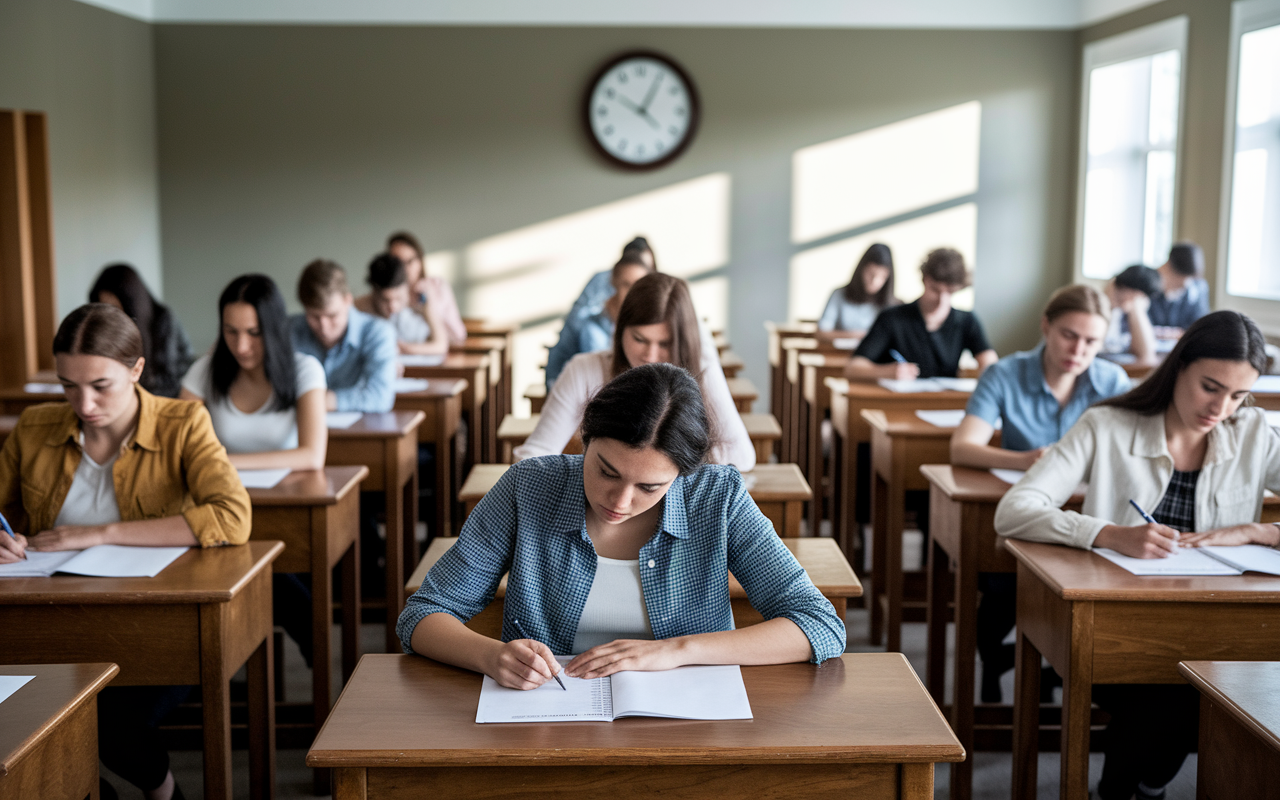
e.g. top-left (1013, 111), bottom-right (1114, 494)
top-left (586, 53), bottom-right (699, 169)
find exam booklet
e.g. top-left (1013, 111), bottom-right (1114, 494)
top-left (1094, 544), bottom-right (1280, 577)
top-left (475, 658), bottom-right (753, 723)
top-left (878, 378), bottom-right (977, 393)
top-left (0, 545), bottom-right (189, 579)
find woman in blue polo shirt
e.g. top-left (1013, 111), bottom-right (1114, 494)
top-left (397, 363), bottom-right (845, 687)
top-left (949, 284), bottom-right (1129, 702)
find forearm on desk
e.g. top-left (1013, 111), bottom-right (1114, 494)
top-left (410, 612), bottom-right (504, 674)
top-left (671, 618), bottom-right (813, 666)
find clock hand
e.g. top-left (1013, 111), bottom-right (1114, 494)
top-left (639, 73), bottom-right (664, 113)
top-left (615, 94), bottom-right (661, 129)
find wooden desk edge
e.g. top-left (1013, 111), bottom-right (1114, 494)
top-left (0, 662), bottom-right (120, 774)
top-left (1178, 661), bottom-right (1280, 752)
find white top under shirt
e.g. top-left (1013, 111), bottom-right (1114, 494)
top-left (181, 352), bottom-right (327, 453)
top-left (53, 435), bottom-right (123, 528)
top-left (387, 307), bottom-right (431, 344)
top-left (570, 555), bottom-right (654, 654)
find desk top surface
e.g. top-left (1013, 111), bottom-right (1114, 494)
top-left (740, 412), bottom-right (782, 437)
top-left (0, 540), bottom-right (283, 605)
top-left (0, 662), bottom-right (119, 776)
top-left (861, 408), bottom-right (961, 437)
top-left (327, 410), bottom-right (424, 438)
top-left (726, 377), bottom-right (758, 398)
top-left (1178, 661), bottom-right (1280, 752)
top-left (394, 377), bottom-right (469, 399)
top-left (921, 464), bottom-right (1020, 502)
top-left (825, 378), bottom-right (971, 403)
top-left (452, 335), bottom-right (508, 352)
top-left (1004, 538), bottom-right (1280, 602)
top-left (307, 652), bottom-right (961, 767)
top-left (798, 352), bottom-right (851, 369)
top-left (404, 353), bottom-right (489, 372)
top-left (719, 351), bottom-right (744, 368)
top-left (247, 465), bottom-right (368, 506)
top-left (497, 414), bottom-right (538, 439)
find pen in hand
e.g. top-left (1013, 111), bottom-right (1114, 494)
top-left (512, 618), bottom-right (566, 691)
top-left (1129, 499), bottom-right (1179, 545)
top-left (0, 510), bottom-right (24, 561)
top-left (888, 349), bottom-right (908, 364)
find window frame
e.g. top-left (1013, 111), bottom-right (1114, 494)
top-left (1073, 15), bottom-right (1190, 283)
top-left (1216, 0), bottom-right (1280, 336)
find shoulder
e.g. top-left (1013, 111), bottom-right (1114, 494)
top-left (294, 353), bottom-right (327, 389)
top-left (1074, 405), bottom-right (1134, 436)
top-left (974, 351), bottom-right (1024, 389)
top-left (562, 351), bottom-right (610, 383)
top-left (183, 353), bottom-right (213, 395)
top-left (1088, 357), bottom-right (1130, 395)
top-left (16, 402), bottom-right (77, 431)
top-left (352, 309), bottom-right (395, 344)
top-left (1228, 406), bottom-right (1272, 437)
top-left (877, 303), bottom-right (912, 322)
top-left (676, 463), bottom-right (747, 509)
top-left (503, 456), bottom-right (586, 519)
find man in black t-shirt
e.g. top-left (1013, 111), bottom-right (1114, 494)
top-left (846, 248), bottom-right (997, 381)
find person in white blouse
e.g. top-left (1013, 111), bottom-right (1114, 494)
top-left (515, 273), bottom-right (756, 472)
top-left (180, 273), bottom-right (330, 667)
top-left (817, 242), bottom-right (899, 333)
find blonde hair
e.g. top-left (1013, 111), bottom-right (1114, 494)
top-left (297, 259), bottom-right (349, 309)
top-left (1043, 284), bottom-right (1110, 324)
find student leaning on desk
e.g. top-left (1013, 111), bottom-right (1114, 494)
top-left (397, 363), bottom-right (845, 690)
top-left (994, 310), bottom-right (1280, 800)
top-left (0, 302), bottom-right (251, 800)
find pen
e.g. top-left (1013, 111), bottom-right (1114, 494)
top-left (512, 618), bottom-right (566, 691)
top-left (888, 349), bottom-right (908, 364)
top-left (0, 510), bottom-right (23, 561)
top-left (1129, 498), bottom-right (1179, 543)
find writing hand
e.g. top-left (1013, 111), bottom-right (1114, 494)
top-left (565, 638), bottom-right (683, 680)
top-left (884, 362), bottom-right (920, 381)
top-left (1094, 522), bottom-right (1180, 558)
top-left (489, 639), bottom-right (562, 691)
top-left (0, 531), bottom-right (27, 563)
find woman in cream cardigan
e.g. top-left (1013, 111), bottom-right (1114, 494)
top-left (515, 273), bottom-right (755, 472)
top-left (995, 310), bottom-right (1280, 800)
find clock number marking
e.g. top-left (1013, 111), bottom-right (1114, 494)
top-left (603, 125), bottom-right (614, 136)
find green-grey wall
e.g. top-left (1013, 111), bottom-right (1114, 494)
top-left (154, 25), bottom-right (1078, 395)
top-left (0, 0), bottom-right (160, 320)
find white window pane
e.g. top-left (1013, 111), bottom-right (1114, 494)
top-left (687, 275), bottom-right (729, 335)
top-left (1082, 168), bottom-right (1128, 278)
top-left (788, 203), bottom-right (977, 322)
top-left (1238, 25), bottom-right (1280, 129)
top-left (1227, 149), bottom-right (1273, 299)
top-left (1087, 59), bottom-right (1150, 157)
top-left (791, 102), bottom-right (980, 244)
top-left (1148, 50), bottom-right (1181, 146)
top-left (1143, 149), bottom-right (1176, 265)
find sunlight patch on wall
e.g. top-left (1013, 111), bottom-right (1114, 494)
top-left (791, 102), bottom-right (980, 245)
top-left (688, 275), bottom-right (729, 334)
top-left (788, 203), bottom-right (977, 322)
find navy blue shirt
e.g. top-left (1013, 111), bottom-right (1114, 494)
top-left (1148, 278), bottom-right (1210, 330)
top-left (855, 300), bottom-right (993, 378)
top-left (965, 343), bottom-right (1131, 452)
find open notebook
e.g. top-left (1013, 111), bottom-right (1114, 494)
top-left (878, 378), bottom-right (977, 393)
top-left (1094, 545), bottom-right (1280, 576)
top-left (0, 545), bottom-right (189, 578)
top-left (476, 658), bottom-right (753, 723)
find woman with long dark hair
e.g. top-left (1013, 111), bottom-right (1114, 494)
top-left (995, 310), bottom-right (1280, 800)
top-left (515, 273), bottom-right (755, 471)
top-left (179, 274), bottom-right (327, 471)
top-left (398, 363), bottom-right (844, 687)
top-left (89, 264), bottom-right (194, 398)
top-left (817, 243), bottom-right (898, 332)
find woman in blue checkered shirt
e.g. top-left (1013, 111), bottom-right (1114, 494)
top-left (397, 363), bottom-right (846, 690)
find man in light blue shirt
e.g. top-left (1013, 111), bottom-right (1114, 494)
top-left (290, 259), bottom-right (397, 413)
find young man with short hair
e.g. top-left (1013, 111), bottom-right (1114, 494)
top-left (356, 253), bottom-right (450, 356)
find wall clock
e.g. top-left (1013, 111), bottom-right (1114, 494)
top-left (585, 51), bottom-right (700, 170)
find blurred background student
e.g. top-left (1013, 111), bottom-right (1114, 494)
top-left (1103, 264), bottom-right (1162, 367)
top-left (544, 253), bottom-right (656, 387)
top-left (90, 263), bottom-right (194, 399)
top-left (1150, 241), bottom-right (1210, 335)
top-left (817, 243), bottom-right (898, 334)
top-left (357, 252), bottom-right (450, 356)
top-left (386, 230), bottom-right (467, 344)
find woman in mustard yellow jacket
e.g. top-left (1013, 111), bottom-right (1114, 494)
top-left (0, 303), bottom-right (250, 800)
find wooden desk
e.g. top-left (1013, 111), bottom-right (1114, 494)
top-left (458, 322), bottom-right (516, 423)
top-left (393, 378), bottom-right (466, 537)
top-left (800, 351), bottom-right (851, 539)
top-left (308, 652), bottom-right (961, 800)
top-left (248, 466), bottom-right (366, 769)
top-left (451, 335), bottom-right (508, 452)
top-left (0, 542), bottom-right (283, 800)
top-left (455, 462), bottom-right (810, 538)
top-left (726, 377), bottom-right (758, 414)
top-left (326, 412), bottom-right (423, 652)
top-left (1006, 539), bottom-right (1280, 800)
top-left (780, 337), bottom-right (818, 464)
top-left (828, 379), bottom-right (970, 556)
top-left (740, 412), bottom-right (782, 463)
top-left (407, 535), bottom-right (861, 633)
top-left (403, 353), bottom-right (490, 468)
top-left (524, 382), bottom-right (547, 414)
top-left (0, 663), bottom-right (118, 800)
top-left (0, 387), bottom-right (62, 416)
top-left (1179, 660), bottom-right (1280, 800)
top-left (764, 322), bottom-right (816, 455)
top-left (1257, 390), bottom-right (1280, 411)
top-left (719, 350), bottom-right (744, 378)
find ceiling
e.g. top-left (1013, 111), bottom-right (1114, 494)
top-left (76, 0), bottom-right (1164, 29)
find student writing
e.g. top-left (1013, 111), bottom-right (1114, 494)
top-left (516, 273), bottom-right (756, 472)
top-left (90, 263), bottom-right (195, 399)
top-left (844, 247), bottom-right (997, 382)
top-left (397, 363), bottom-right (845, 690)
top-left (995, 310), bottom-right (1280, 800)
top-left (950, 284), bottom-right (1128, 702)
top-left (817, 242), bottom-right (898, 333)
top-left (385, 230), bottom-right (467, 344)
top-left (355, 252), bottom-right (450, 357)
top-left (290, 259), bottom-right (398, 413)
top-left (0, 303), bottom-right (251, 800)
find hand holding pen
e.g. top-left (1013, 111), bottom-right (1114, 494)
top-left (506, 618), bottom-right (566, 691)
top-left (0, 510), bottom-right (27, 563)
top-left (1094, 500), bottom-right (1180, 559)
top-left (886, 349), bottom-right (920, 381)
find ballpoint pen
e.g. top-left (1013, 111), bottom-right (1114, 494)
top-left (888, 349), bottom-right (908, 364)
top-left (0, 510), bottom-right (24, 561)
top-left (512, 618), bottom-right (566, 690)
top-left (1129, 498), bottom-right (1179, 544)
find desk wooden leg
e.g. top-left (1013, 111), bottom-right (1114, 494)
top-left (1060, 602), bottom-right (1094, 800)
top-left (401, 469), bottom-right (419, 614)
top-left (806, 399), bottom-right (824, 539)
top-left (311, 520), bottom-right (334, 795)
top-left (1012, 630), bottom-right (1042, 800)
top-left (870, 472), bottom-right (887, 645)
top-left (902, 763), bottom-right (935, 800)
top-left (199, 604), bottom-right (233, 800)
top-left (885, 480), bottom-right (906, 653)
top-left (247, 634), bottom-right (276, 800)
top-left (383, 449), bottom-right (404, 654)
top-left (950, 527), bottom-right (979, 800)
top-left (925, 538), bottom-right (948, 705)
top-left (332, 768), bottom-right (366, 800)
top-left (433, 430), bottom-right (452, 541)
top-left (783, 500), bottom-right (802, 538)
top-left (341, 541), bottom-right (360, 682)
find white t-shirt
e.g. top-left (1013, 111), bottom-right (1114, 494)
top-left (388, 307), bottom-right (431, 344)
top-left (53, 437), bottom-right (123, 528)
top-left (182, 352), bottom-right (327, 453)
top-left (570, 555), bottom-right (654, 654)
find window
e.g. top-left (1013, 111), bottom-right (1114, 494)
top-left (1076, 16), bottom-right (1187, 280)
top-left (1221, 0), bottom-right (1280, 317)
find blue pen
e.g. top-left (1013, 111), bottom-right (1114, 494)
top-left (0, 509), bottom-right (23, 561)
top-left (888, 349), bottom-right (908, 364)
top-left (512, 618), bottom-right (566, 690)
top-left (1128, 498), bottom-right (1157, 525)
